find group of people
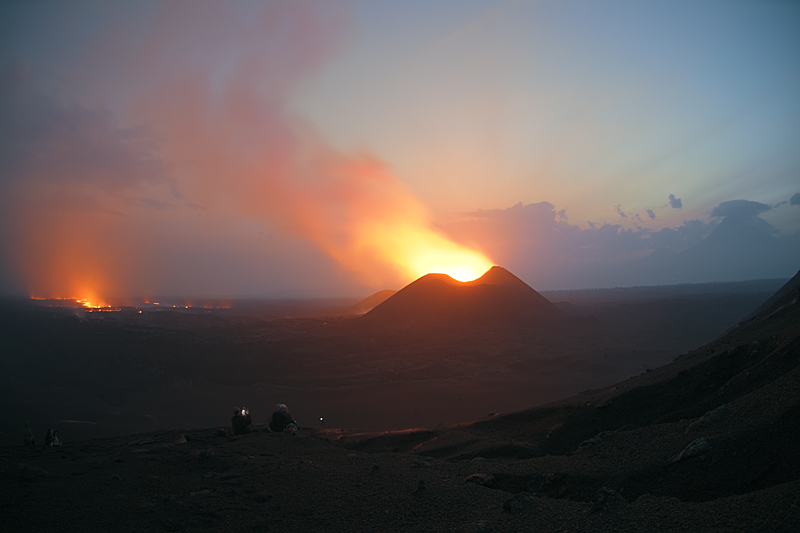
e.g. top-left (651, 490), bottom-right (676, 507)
top-left (24, 404), bottom-right (298, 445)
top-left (231, 403), bottom-right (297, 435)
top-left (23, 422), bottom-right (62, 447)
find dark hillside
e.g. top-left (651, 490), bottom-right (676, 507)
top-left (347, 269), bottom-right (800, 504)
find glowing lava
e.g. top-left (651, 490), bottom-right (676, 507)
top-left (344, 214), bottom-right (494, 285)
top-left (405, 238), bottom-right (492, 282)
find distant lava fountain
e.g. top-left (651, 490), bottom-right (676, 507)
top-left (374, 223), bottom-right (493, 282)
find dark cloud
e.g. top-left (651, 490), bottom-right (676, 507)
top-left (0, 75), bottom-right (168, 190)
top-left (614, 205), bottom-right (627, 218)
top-left (668, 194), bottom-right (682, 209)
top-left (711, 199), bottom-right (771, 219)
top-left (441, 202), bottom-right (717, 288)
top-left (648, 219), bottom-right (716, 251)
top-left (442, 198), bottom-right (800, 288)
top-left (646, 209), bottom-right (656, 219)
top-left (791, 193), bottom-right (800, 206)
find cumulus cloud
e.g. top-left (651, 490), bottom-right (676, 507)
top-left (668, 194), bottom-right (682, 209)
top-left (440, 201), bottom-right (720, 288)
top-left (440, 196), bottom-right (800, 288)
top-left (648, 219), bottom-right (716, 250)
top-left (711, 199), bottom-right (771, 219)
top-left (646, 209), bottom-right (656, 219)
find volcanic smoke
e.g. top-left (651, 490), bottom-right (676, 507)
top-left (0, 3), bottom-right (492, 305)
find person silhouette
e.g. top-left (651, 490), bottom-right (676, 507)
top-left (269, 404), bottom-right (296, 432)
top-left (24, 422), bottom-right (36, 445)
top-left (231, 407), bottom-right (253, 435)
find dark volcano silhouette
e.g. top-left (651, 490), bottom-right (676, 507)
top-left (362, 266), bottom-right (566, 325)
top-left (350, 289), bottom-right (397, 315)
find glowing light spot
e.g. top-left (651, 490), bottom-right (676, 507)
top-left (354, 219), bottom-right (493, 284)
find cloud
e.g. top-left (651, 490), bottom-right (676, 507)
top-left (440, 201), bottom-right (722, 288)
top-left (711, 199), bottom-right (771, 219)
top-left (648, 219), bottom-right (716, 251)
top-left (448, 194), bottom-right (800, 289)
top-left (614, 204), bottom-right (627, 218)
top-left (791, 193), bottom-right (800, 206)
top-left (668, 194), bottom-right (682, 209)
top-left (0, 73), bottom-right (168, 191)
top-left (646, 209), bottom-right (656, 219)
top-left (440, 197), bottom-right (800, 288)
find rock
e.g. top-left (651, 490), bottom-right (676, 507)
top-left (578, 431), bottom-right (613, 449)
top-left (502, 493), bottom-right (536, 514)
top-left (686, 406), bottom-right (728, 433)
top-left (413, 480), bottom-right (426, 495)
top-left (215, 428), bottom-right (227, 437)
top-left (197, 449), bottom-right (214, 459)
top-left (540, 472), bottom-right (563, 489)
top-left (673, 437), bottom-right (711, 462)
top-left (470, 457), bottom-right (487, 463)
top-left (590, 487), bottom-right (627, 513)
top-left (465, 473), bottom-right (495, 487)
top-left (412, 459), bottom-right (433, 468)
top-left (471, 520), bottom-right (493, 532)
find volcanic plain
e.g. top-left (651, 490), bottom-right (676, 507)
top-left (1, 270), bottom-right (798, 531)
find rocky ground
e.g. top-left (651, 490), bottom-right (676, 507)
top-left (2, 272), bottom-right (798, 531)
top-left (2, 423), bottom-right (798, 532)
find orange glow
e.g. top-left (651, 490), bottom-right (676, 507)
top-left (30, 293), bottom-right (110, 309)
top-left (4, 6), bottom-right (496, 302)
top-left (357, 220), bottom-right (493, 282)
top-left (76, 297), bottom-right (105, 309)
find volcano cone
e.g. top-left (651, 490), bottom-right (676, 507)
top-left (363, 266), bottom-right (564, 326)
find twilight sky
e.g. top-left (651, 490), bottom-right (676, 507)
top-left (1, 0), bottom-right (799, 301)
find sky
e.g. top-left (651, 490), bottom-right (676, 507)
top-left (1, 0), bottom-right (799, 301)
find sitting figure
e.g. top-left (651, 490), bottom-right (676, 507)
top-left (24, 422), bottom-right (36, 446)
top-left (269, 403), bottom-right (296, 433)
top-left (44, 429), bottom-right (62, 447)
top-left (231, 407), bottom-right (253, 435)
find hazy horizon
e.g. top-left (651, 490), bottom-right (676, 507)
top-left (1, 1), bottom-right (799, 301)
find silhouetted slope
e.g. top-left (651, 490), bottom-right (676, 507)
top-left (350, 289), bottom-right (397, 315)
top-left (493, 266), bottom-right (798, 435)
top-left (740, 268), bottom-right (800, 322)
top-left (362, 266), bottom-right (565, 325)
top-left (348, 268), bottom-right (800, 503)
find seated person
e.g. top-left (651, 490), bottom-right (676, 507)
top-left (269, 404), bottom-right (295, 432)
top-left (24, 422), bottom-right (36, 446)
top-left (44, 429), bottom-right (62, 447)
top-left (231, 407), bottom-right (253, 435)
